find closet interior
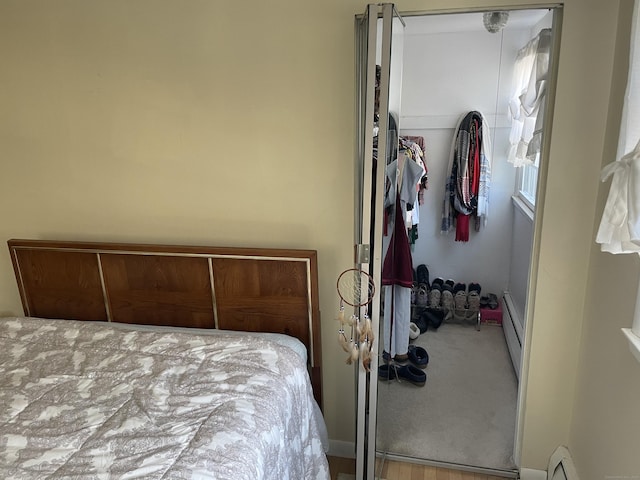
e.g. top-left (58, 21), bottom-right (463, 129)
top-left (369, 7), bottom-right (556, 476)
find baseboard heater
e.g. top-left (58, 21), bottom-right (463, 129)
top-left (502, 291), bottom-right (523, 381)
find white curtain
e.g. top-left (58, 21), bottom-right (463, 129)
top-left (597, 0), bottom-right (640, 348)
top-left (507, 28), bottom-right (552, 167)
top-left (596, 0), bottom-right (640, 254)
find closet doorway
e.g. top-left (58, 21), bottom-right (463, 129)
top-left (354, 5), bottom-right (562, 479)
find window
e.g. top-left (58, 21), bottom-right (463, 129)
top-left (517, 156), bottom-right (539, 210)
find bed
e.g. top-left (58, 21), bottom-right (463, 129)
top-left (2, 239), bottom-right (330, 479)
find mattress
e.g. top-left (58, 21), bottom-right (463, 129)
top-left (0, 317), bottom-right (330, 479)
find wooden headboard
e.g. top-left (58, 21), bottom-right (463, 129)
top-left (7, 239), bottom-right (322, 408)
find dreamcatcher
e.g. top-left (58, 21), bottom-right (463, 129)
top-left (336, 268), bottom-right (376, 371)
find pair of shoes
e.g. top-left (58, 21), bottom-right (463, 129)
top-left (411, 281), bottom-right (418, 305)
top-left (430, 278), bottom-right (455, 312)
top-left (468, 283), bottom-right (481, 294)
top-left (407, 345), bottom-right (429, 368)
top-left (432, 277), bottom-right (454, 289)
top-left (450, 283), bottom-right (483, 311)
top-left (377, 364), bottom-right (426, 386)
top-left (479, 293), bottom-right (499, 309)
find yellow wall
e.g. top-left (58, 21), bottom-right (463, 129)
top-left (0, 0), bottom-right (360, 447)
top-left (0, 0), bottom-right (633, 473)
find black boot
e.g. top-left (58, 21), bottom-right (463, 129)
top-left (416, 264), bottom-right (430, 288)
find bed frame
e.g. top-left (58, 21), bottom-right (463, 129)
top-left (7, 239), bottom-right (322, 408)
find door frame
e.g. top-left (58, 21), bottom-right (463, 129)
top-left (354, 5), bottom-right (397, 480)
top-left (354, 3), bottom-right (564, 477)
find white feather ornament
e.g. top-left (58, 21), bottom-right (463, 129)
top-left (338, 330), bottom-right (350, 353)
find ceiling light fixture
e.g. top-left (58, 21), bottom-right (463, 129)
top-left (483, 11), bottom-right (509, 33)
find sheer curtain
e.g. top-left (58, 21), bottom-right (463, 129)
top-left (597, 0), bottom-right (640, 255)
top-left (507, 28), bottom-right (552, 167)
top-left (596, 0), bottom-right (640, 350)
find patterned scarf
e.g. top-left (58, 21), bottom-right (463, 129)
top-left (441, 111), bottom-right (492, 238)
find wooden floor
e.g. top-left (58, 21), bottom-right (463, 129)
top-left (327, 456), bottom-right (508, 480)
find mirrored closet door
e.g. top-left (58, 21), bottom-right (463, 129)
top-left (353, 4), bottom-right (405, 479)
top-left (354, 5), bottom-right (562, 479)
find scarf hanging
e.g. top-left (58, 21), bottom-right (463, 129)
top-left (441, 111), bottom-right (491, 242)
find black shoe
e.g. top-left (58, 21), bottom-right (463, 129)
top-left (416, 264), bottom-right (430, 287)
top-left (453, 282), bottom-right (466, 294)
top-left (424, 307), bottom-right (444, 329)
top-left (378, 363), bottom-right (398, 381)
top-left (479, 295), bottom-right (488, 307)
top-left (413, 314), bottom-right (429, 334)
top-left (487, 293), bottom-right (499, 309)
top-left (397, 364), bottom-right (427, 386)
top-left (468, 282), bottom-right (482, 295)
top-left (379, 363), bottom-right (427, 386)
top-left (407, 345), bottom-right (429, 368)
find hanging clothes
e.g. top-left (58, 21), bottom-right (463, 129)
top-left (441, 111), bottom-right (492, 241)
top-left (383, 155), bottom-right (425, 235)
top-left (398, 135), bottom-right (428, 246)
top-left (381, 155), bottom-right (423, 358)
top-left (382, 194), bottom-right (414, 357)
top-left (382, 192), bottom-right (414, 288)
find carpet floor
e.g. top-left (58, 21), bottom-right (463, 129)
top-left (375, 321), bottom-right (518, 471)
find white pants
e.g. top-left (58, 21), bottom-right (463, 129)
top-left (382, 285), bottom-right (411, 357)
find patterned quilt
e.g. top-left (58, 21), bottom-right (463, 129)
top-left (0, 317), bottom-right (330, 479)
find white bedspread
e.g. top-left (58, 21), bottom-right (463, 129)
top-left (0, 317), bottom-right (330, 480)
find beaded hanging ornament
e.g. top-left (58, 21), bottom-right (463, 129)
top-left (336, 268), bottom-right (376, 371)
